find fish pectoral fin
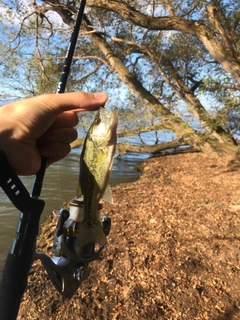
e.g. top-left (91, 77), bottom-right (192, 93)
top-left (77, 219), bottom-right (107, 247)
top-left (102, 184), bottom-right (113, 204)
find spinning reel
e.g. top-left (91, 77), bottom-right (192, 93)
top-left (35, 199), bottom-right (111, 298)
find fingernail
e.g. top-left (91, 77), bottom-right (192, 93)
top-left (93, 92), bottom-right (108, 101)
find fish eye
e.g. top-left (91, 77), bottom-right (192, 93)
top-left (94, 118), bottom-right (101, 125)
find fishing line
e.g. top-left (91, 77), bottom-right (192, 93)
top-left (55, 160), bottom-right (62, 209)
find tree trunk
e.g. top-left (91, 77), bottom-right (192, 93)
top-left (83, 16), bottom-right (197, 138)
top-left (135, 44), bottom-right (237, 147)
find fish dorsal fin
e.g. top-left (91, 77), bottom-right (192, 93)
top-left (102, 184), bottom-right (113, 204)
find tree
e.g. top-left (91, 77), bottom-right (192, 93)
top-left (0, 0), bottom-right (239, 156)
top-left (86, 0), bottom-right (240, 84)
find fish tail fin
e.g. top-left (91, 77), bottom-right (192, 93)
top-left (77, 218), bottom-right (107, 247)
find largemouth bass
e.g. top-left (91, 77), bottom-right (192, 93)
top-left (76, 107), bottom-right (118, 247)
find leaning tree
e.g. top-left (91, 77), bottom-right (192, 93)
top-left (0, 0), bottom-right (239, 155)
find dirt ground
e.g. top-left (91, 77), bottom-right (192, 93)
top-left (17, 151), bottom-right (240, 320)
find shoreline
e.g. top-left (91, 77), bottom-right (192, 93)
top-left (18, 152), bottom-right (240, 319)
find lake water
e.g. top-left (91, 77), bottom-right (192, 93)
top-left (0, 129), bottom-right (176, 268)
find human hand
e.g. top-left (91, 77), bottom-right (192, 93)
top-left (0, 92), bottom-right (108, 175)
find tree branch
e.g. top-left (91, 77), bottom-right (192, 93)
top-left (86, 0), bottom-right (240, 83)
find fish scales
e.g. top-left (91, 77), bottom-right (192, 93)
top-left (76, 107), bottom-right (118, 247)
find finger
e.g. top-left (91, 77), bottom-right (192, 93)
top-left (37, 128), bottom-right (78, 144)
top-left (38, 141), bottom-right (71, 160)
top-left (51, 112), bottom-right (79, 129)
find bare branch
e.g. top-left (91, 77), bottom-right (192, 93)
top-left (34, 12), bottom-right (49, 81)
top-left (77, 64), bottom-right (102, 82)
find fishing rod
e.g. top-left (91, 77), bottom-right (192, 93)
top-left (0, 0), bottom-right (111, 318)
top-left (32, 0), bottom-right (87, 197)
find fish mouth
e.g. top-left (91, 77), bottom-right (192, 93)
top-left (99, 107), bottom-right (118, 130)
top-left (100, 107), bottom-right (118, 146)
top-left (109, 108), bottom-right (118, 135)
top-left (111, 107), bottom-right (118, 126)
top-left (99, 106), bottom-right (117, 116)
